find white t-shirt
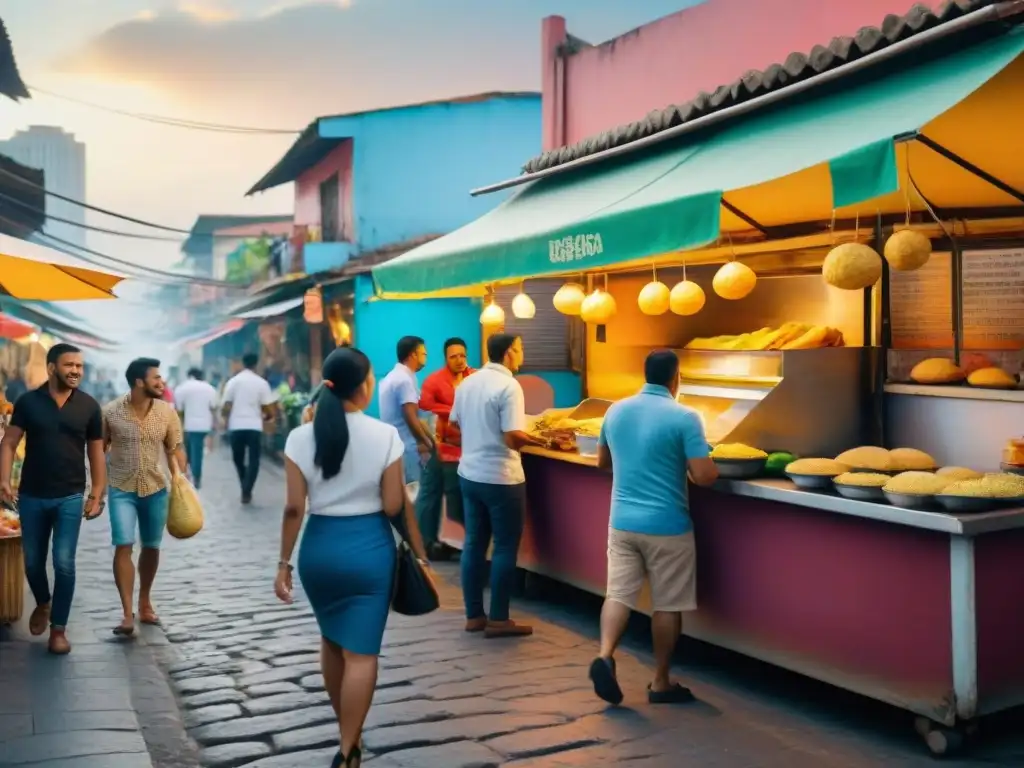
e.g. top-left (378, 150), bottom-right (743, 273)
top-left (450, 363), bottom-right (527, 485)
top-left (222, 369), bottom-right (277, 431)
top-left (284, 414), bottom-right (404, 517)
top-left (174, 379), bottom-right (218, 433)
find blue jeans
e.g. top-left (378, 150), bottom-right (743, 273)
top-left (184, 431), bottom-right (208, 486)
top-left (403, 446), bottom-right (423, 485)
top-left (108, 488), bottom-right (169, 549)
top-left (459, 478), bottom-right (526, 622)
top-left (18, 494), bottom-right (85, 629)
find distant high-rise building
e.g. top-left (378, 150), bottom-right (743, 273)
top-left (0, 126), bottom-right (86, 248)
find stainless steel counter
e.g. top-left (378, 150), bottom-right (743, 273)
top-left (521, 446), bottom-right (1024, 536)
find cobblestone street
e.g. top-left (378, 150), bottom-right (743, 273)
top-left (5, 449), bottom-right (1024, 767)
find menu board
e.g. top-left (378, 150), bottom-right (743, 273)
top-left (961, 249), bottom-right (1024, 350)
top-left (889, 251), bottom-right (953, 349)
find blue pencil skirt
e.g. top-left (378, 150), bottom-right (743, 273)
top-left (298, 512), bottom-right (397, 656)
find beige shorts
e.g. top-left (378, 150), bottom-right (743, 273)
top-left (606, 529), bottom-right (697, 613)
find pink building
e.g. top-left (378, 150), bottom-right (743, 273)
top-left (541, 0), bottom-right (946, 152)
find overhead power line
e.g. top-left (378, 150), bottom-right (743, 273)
top-left (0, 165), bottom-right (193, 234)
top-left (26, 227), bottom-right (243, 288)
top-left (0, 190), bottom-right (183, 242)
top-left (28, 85), bottom-right (302, 135)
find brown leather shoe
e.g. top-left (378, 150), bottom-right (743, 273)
top-left (484, 620), bottom-right (533, 638)
top-left (465, 616), bottom-right (487, 633)
top-left (28, 604), bottom-right (51, 636)
top-left (47, 630), bottom-right (71, 655)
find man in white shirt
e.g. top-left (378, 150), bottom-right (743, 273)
top-left (221, 353), bottom-right (278, 504)
top-left (174, 368), bottom-right (218, 489)
top-left (450, 333), bottom-right (550, 639)
top-left (378, 336), bottom-right (434, 484)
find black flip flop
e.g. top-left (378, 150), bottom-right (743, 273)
top-left (112, 616), bottom-right (135, 637)
top-left (589, 657), bottom-right (624, 705)
top-left (647, 682), bottom-right (695, 704)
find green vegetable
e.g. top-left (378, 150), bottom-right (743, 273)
top-left (765, 452), bottom-right (796, 476)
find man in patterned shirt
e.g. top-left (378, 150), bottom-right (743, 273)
top-left (103, 358), bottom-right (187, 636)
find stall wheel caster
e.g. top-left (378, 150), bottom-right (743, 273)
top-left (914, 717), bottom-right (969, 757)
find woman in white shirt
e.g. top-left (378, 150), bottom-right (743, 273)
top-left (274, 347), bottom-right (428, 768)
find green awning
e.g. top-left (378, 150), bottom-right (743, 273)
top-left (374, 28), bottom-right (1024, 296)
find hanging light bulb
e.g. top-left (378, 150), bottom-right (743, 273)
top-left (511, 283), bottom-right (535, 319)
top-left (480, 297), bottom-right (505, 326)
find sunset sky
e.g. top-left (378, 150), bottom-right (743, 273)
top-left (1, 0), bottom-right (699, 354)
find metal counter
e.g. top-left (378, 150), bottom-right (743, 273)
top-left (520, 445), bottom-right (1024, 536)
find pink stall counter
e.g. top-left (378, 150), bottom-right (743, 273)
top-left (439, 447), bottom-right (1024, 754)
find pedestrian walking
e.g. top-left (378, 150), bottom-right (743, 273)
top-left (378, 336), bottom-right (434, 485)
top-left (274, 347), bottom-right (430, 768)
top-left (417, 336), bottom-right (474, 559)
top-left (450, 333), bottom-right (550, 638)
top-left (174, 368), bottom-right (218, 489)
top-left (104, 358), bottom-right (187, 636)
top-left (222, 353), bottom-right (277, 504)
top-left (588, 350), bottom-right (719, 706)
top-left (0, 343), bottom-right (106, 654)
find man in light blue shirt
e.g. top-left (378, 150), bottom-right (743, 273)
top-left (589, 350), bottom-right (718, 707)
top-left (378, 336), bottom-right (433, 483)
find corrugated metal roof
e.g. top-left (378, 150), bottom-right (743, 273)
top-left (247, 91), bottom-right (541, 196)
top-left (523, 0), bottom-right (1006, 174)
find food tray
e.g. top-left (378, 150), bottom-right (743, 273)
top-left (999, 463), bottom-right (1024, 477)
top-left (833, 483), bottom-right (886, 502)
top-left (786, 472), bottom-right (837, 490)
top-left (713, 457), bottom-right (766, 479)
top-left (934, 495), bottom-right (998, 514)
top-left (883, 491), bottom-right (938, 510)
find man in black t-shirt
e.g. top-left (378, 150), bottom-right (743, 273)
top-left (0, 343), bottom-right (107, 655)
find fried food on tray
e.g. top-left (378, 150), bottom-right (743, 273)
top-left (786, 458), bottom-right (849, 476)
top-left (889, 448), bottom-right (937, 471)
top-left (711, 443), bottom-right (768, 460)
top-left (835, 446), bottom-right (893, 472)
top-left (685, 322), bottom-right (844, 352)
top-left (835, 472), bottom-right (890, 487)
top-left (936, 466), bottom-right (984, 481)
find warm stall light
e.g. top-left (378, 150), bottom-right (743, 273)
top-left (712, 261), bottom-right (757, 300)
top-left (638, 281), bottom-right (670, 316)
top-left (669, 280), bottom-right (706, 316)
top-left (511, 292), bottom-right (536, 319)
top-left (884, 230), bottom-right (931, 271)
top-left (580, 289), bottom-right (617, 324)
top-left (822, 243), bottom-right (882, 290)
top-left (480, 299), bottom-right (505, 326)
top-left (552, 282), bottom-right (586, 315)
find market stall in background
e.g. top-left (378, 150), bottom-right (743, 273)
top-left (371, 5), bottom-right (1024, 754)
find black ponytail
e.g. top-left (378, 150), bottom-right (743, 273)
top-left (313, 347), bottom-right (371, 480)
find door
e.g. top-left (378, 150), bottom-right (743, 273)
top-left (319, 174), bottom-right (340, 242)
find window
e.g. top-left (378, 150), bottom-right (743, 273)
top-left (495, 280), bottom-right (579, 371)
top-left (319, 174), bottom-right (340, 242)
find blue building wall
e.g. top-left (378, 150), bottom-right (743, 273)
top-left (319, 94), bottom-right (541, 253)
top-left (352, 274), bottom-right (482, 419)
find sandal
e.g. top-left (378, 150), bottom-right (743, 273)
top-left (330, 751), bottom-right (344, 768)
top-left (346, 746), bottom-right (362, 768)
top-left (138, 609), bottom-right (160, 626)
top-left (589, 657), bottom-right (624, 705)
top-left (647, 682), bottom-right (695, 704)
top-left (112, 615), bottom-right (135, 637)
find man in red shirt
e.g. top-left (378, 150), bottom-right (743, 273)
top-left (417, 337), bottom-right (474, 559)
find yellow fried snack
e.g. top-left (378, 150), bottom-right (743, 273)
top-left (936, 466), bottom-right (984, 481)
top-left (942, 479), bottom-right (994, 498)
top-left (883, 471), bottom-right (950, 496)
top-left (786, 458), bottom-right (849, 476)
top-left (834, 472), bottom-right (889, 487)
top-left (980, 473), bottom-right (1024, 498)
top-left (889, 448), bottom-right (937, 471)
top-left (835, 446), bottom-right (893, 472)
top-left (712, 443), bottom-right (768, 460)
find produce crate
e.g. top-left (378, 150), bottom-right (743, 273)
top-left (0, 535), bottom-right (24, 624)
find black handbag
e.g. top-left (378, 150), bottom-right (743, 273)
top-left (389, 515), bottom-right (440, 616)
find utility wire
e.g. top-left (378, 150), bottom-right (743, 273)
top-left (24, 226), bottom-right (244, 288)
top-left (0, 190), bottom-right (184, 242)
top-left (28, 85), bottom-right (302, 135)
top-left (0, 166), bottom-right (193, 234)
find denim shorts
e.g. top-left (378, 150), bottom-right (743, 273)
top-left (108, 487), bottom-right (170, 549)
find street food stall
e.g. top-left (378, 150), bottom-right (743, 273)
top-left (371, 6), bottom-right (1024, 755)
